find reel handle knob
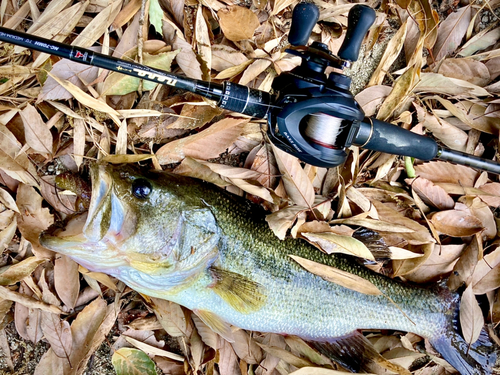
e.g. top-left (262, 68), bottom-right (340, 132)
top-left (338, 5), bottom-right (376, 62)
top-left (288, 2), bottom-right (320, 46)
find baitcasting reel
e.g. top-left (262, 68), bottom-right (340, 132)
top-left (267, 3), bottom-right (500, 173)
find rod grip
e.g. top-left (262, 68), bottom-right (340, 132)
top-left (338, 5), bottom-right (376, 62)
top-left (354, 118), bottom-right (439, 160)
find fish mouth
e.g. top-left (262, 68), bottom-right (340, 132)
top-left (40, 164), bottom-right (136, 268)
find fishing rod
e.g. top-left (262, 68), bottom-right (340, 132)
top-left (0, 3), bottom-right (499, 174)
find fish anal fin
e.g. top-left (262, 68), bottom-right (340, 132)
top-left (208, 267), bottom-right (266, 314)
top-left (193, 309), bottom-right (234, 343)
top-left (308, 331), bottom-right (411, 375)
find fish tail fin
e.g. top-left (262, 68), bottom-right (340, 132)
top-left (429, 323), bottom-right (498, 375)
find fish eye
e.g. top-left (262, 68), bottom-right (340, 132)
top-left (132, 178), bottom-right (152, 199)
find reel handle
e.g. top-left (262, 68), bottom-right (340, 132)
top-left (288, 3), bottom-right (320, 46)
top-left (338, 5), bottom-right (376, 62)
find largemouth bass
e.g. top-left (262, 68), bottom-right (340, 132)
top-left (40, 163), bottom-right (498, 374)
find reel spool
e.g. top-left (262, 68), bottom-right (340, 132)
top-left (303, 114), bottom-right (348, 150)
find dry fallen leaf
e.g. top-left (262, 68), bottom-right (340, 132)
top-left (301, 232), bottom-right (375, 260)
top-left (460, 285), bottom-right (484, 345)
top-left (218, 6), bottom-right (260, 42)
top-left (289, 255), bottom-right (382, 296)
top-left (430, 209), bottom-right (483, 237)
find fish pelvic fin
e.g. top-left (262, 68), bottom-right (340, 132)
top-left (208, 267), bottom-right (267, 314)
top-left (309, 331), bottom-right (411, 375)
top-left (429, 326), bottom-right (498, 375)
top-left (193, 309), bottom-right (234, 343)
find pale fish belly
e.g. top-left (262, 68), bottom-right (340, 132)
top-left (167, 268), bottom-right (449, 342)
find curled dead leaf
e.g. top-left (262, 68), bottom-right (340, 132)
top-left (430, 209), bottom-right (483, 237)
top-left (289, 255), bottom-right (382, 296)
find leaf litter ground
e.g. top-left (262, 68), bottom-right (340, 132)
top-left (0, 0), bottom-right (499, 374)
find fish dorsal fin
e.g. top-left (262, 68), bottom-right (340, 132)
top-left (309, 331), bottom-right (411, 375)
top-left (193, 309), bottom-right (234, 343)
top-left (208, 267), bottom-right (267, 314)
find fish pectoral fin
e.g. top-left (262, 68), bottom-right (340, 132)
top-left (208, 267), bottom-right (267, 314)
top-left (193, 309), bottom-right (234, 343)
top-left (308, 331), bottom-right (411, 375)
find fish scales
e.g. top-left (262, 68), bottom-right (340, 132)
top-left (40, 164), bottom-right (498, 374)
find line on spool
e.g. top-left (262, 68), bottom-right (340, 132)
top-left (303, 113), bottom-right (345, 149)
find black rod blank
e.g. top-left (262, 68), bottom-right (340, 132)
top-left (0, 26), bottom-right (273, 118)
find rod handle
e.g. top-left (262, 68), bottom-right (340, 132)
top-left (338, 5), bottom-right (376, 62)
top-left (354, 118), bottom-right (439, 160)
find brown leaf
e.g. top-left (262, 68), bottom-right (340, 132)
top-left (54, 255), bottom-right (80, 310)
top-left (173, 157), bottom-right (229, 186)
top-left (433, 6), bottom-right (471, 61)
top-left (430, 209), bottom-right (483, 237)
top-left (271, 143), bottom-right (314, 207)
top-left (41, 312), bottom-right (73, 360)
top-left (289, 255), bottom-right (382, 296)
top-left (150, 298), bottom-right (190, 337)
top-left (156, 118), bottom-right (249, 164)
top-left (0, 285), bottom-right (62, 314)
top-left (415, 73), bottom-right (489, 97)
top-left (218, 339), bottom-right (241, 375)
top-left (257, 342), bottom-right (315, 368)
top-left (459, 285), bottom-right (484, 345)
top-left (172, 31), bottom-right (202, 80)
top-left (405, 244), bottom-right (465, 283)
top-left (473, 264), bottom-right (500, 295)
top-left (247, 144), bottom-right (279, 189)
top-left (466, 197), bottom-right (496, 240)
top-left (371, 200), bottom-right (434, 244)
top-left (218, 6), bottom-right (260, 42)
top-left (34, 297), bottom-right (108, 375)
top-left (415, 161), bottom-right (479, 186)
top-left (40, 176), bottom-right (77, 215)
top-left (438, 58), bottom-right (491, 87)
top-left (19, 104), bottom-right (53, 155)
top-left (0, 257), bottom-right (45, 286)
top-left (212, 45), bottom-right (249, 71)
top-left (408, 177), bottom-right (455, 210)
top-left (71, 0), bottom-right (122, 48)
top-left (377, 66), bottom-right (417, 121)
top-left (195, 5), bottom-right (211, 74)
top-left (230, 330), bottom-right (263, 364)
top-left (369, 20), bottom-right (408, 86)
top-left (239, 59), bottom-right (272, 86)
top-left (458, 27), bottom-right (500, 57)
top-left (191, 314), bottom-right (219, 350)
top-left (167, 104), bottom-right (223, 130)
top-left (392, 243), bottom-right (434, 277)
top-left (354, 85), bottom-right (392, 117)
top-left (301, 232), bottom-right (375, 260)
top-left (448, 235), bottom-right (480, 291)
top-left (266, 206), bottom-right (306, 240)
top-left (414, 103), bottom-right (468, 152)
top-left (16, 184), bottom-right (54, 258)
top-left (39, 60), bottom-right (99, 101)
top-left (47, 72), bottom-right (121, 126)
top-left (124, 336), bottom-right (184, 361)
